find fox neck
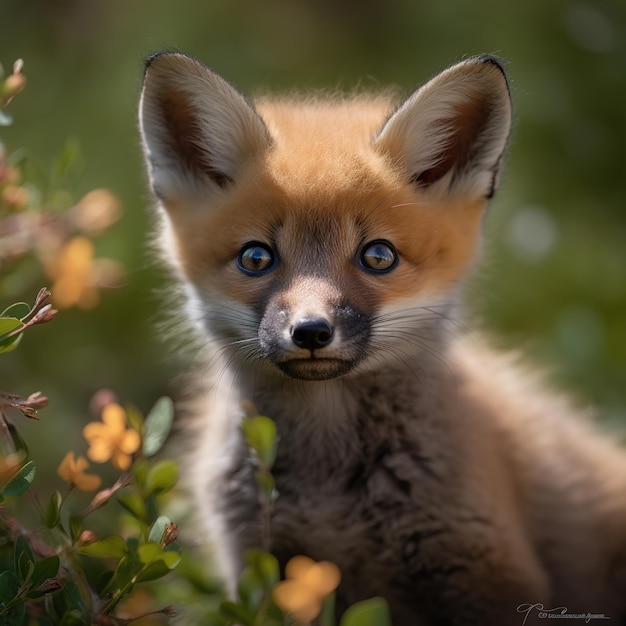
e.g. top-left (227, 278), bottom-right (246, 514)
top-left (230, 335), bottom-right (452, 431)
top-left (227, 349), bottom-right (452, 483)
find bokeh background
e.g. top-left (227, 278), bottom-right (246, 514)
top-left (1, 0), bottom-right (625, 474)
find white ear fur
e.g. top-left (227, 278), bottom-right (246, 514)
top-left (374, 55), bottom-right (512, 200)
top-left (139, 52), bottom-right (271, 201)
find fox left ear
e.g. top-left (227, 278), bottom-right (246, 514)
top-left (139, 52), bottom-right (271, 202)
top-left (374, 55), bottom-right (512, 201)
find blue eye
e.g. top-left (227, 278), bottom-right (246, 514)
top-left (237, 242), bottom-right (275, 275)
top-left (359, 240), bottom-right (398, 273)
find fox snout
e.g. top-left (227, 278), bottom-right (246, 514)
top-left (258, 288), bottom-right (370, 381)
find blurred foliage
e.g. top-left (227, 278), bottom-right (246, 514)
top-left (0, 1), bottom-right (624, 619)
top-left (0, 287), bottom-right (183, 624)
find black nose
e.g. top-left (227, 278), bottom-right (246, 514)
top-left (291, 318), bottom-right (334, 351)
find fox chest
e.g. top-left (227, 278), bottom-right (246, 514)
top-left (266, 433), bottom-right (450, 602)
top-left (252, 388), bottom-right (449, 568)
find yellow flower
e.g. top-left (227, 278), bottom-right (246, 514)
top-left (46, 236), bottom-right (100, 309)
top-left (57, 452), bottom-right (102, 491)
top-left (0, 452), bottom-right (25, 486)
top-left (72, 189), bottom-right (122, 236)
top-left (273, 556), bottom-right (341, 622)
top-left (83, 403), bottom-right (141, 470)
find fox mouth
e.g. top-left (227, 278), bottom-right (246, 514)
top-left (277, 357), bottom-right (356, 381)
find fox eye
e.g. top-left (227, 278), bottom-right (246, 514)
top-left (359, 240), bottom-right (398, 273)
top-left (238, 242), bottom-right (275, 275)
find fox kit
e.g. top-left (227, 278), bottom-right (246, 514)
top-left (139, 53), bottom-right (626, 625)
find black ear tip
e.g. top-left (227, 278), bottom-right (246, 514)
top-left (145, 50), bottom-right (172, 70)
top-left (472, 54), bottom-right (508, 77)
top-left (467, 55), bottom-right (510, 97)
top-left (143, 50), bottom-right (190, 77)
top-left (143, 51), bottom-right (170, 80)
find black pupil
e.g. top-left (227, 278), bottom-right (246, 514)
top-left (364, 243), bottom-right (394, 269)
top-left (242, 246), bottom-right (272, 271)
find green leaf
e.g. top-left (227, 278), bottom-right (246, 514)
top-left (137, 542), bottom-right (162, 564)
top-left (0, 303), bottom-right (29, 319)
top-left (58, 609), bottom-right (86, 626)
top-left (95, 570), bottom-right (115, 595)
top-left (1, 461), bottom-right (36, 497)
top-left (320, 592), bottom-right (336, 626)
top-left (67, 515), bottom-right (83, 543)
top-left (142, 396), bottom-right (174, 457)
top-left (0, 569), bottom-right (19, 604)
top-left (117, 493), bottom-right (147, 521)
top-left (78, 536), bottom-right (127, 559)
top-left (242, 416), bottom-right (277, 467)
top-left (256, 471), bottom-right (276, 502)
top-left (133, 559), bottom-right (172, 583)
top-left (125, 536), bottom-right (140, 556)
top-left (144, 493), bottom-right (159, 525)
top-left (54, 581), bottom-right (88, 626)
top-left (144, 460), bottom-right (179, 495)
top-left (138, 539), bottom-right (181, 569)
top-left (218, 600), bottom-right (255, 626)
top-left (339, 598), bottom-right (391, 626)
top-left (148, 515), bottom-right (171, 545)
top-left (160, 549), bottom-right (181, 568)
top-left (0, 317), bottom-right (24, 353)
top-left (132, 458), bottom-right (149, 491)
top-left (13, 534), bottom-right (34, 572)
top-left (7, 422), bottom-right (29, 457)
top-left (107, 555), bottom-right (136, 594)
top-left (16, 551), bottom-right (35, 586)
top-left (0, 572), bottom-right (25, 624)
top-left (125, 403), bottom-right (144, 433)
top-left (264, 599), bottom-right (287, 625)
top-left (237, 567), bottom-right (265, 614)
top-left (30, 555), bottom-right (60, 589)
top-left (53, 138), bottom-right (82, 184)
top-left (46, 490), bottom-right (63, 528)
top-left (201, 611), bottom-right (230, 626)
top-left (245, 549), bottom-right (279, 589)
top-left (173, 553), bottom-right (222, 595)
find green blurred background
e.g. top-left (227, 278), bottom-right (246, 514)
top-left (1, 0), bottom-right (625, 471)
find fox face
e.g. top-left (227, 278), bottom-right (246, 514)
top-left (139, 53), bottom-right (511, 381)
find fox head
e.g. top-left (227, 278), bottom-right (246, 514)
top-left (139, 53), bottom-right (511, 381)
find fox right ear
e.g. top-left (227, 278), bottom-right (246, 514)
top-left (374, 55), bottom-right (512, 201)
top-left (139, 52), bottom-right (271, 201)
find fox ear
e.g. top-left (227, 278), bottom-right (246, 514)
top-left (375, 55), bottom-right (512, 200)
top-left (139, 52), bottom-right (271, 201)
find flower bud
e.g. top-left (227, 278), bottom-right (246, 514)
top-left (89, 389), bottom-right (119, 417)
top-left (160, 606), bottom-right (178, 617)
top-left (88, 487), bottom-right (115, 511)
top-left (32, 304), bottom-right (58, 324)
top-left (78, 530), bottom-right (98, 546)
top-left (0, 165), bottom-right (21, 185)
top-left (34, 578), bottom-right (63, 594)
top-left (2, 185), bottom-right (29, 211)
top-left (3, 73), bottom-right (26, 99)
top-left (161, 522), bottom-right (179, 548)
top-left (24, 392), bottom-right (49, 410)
